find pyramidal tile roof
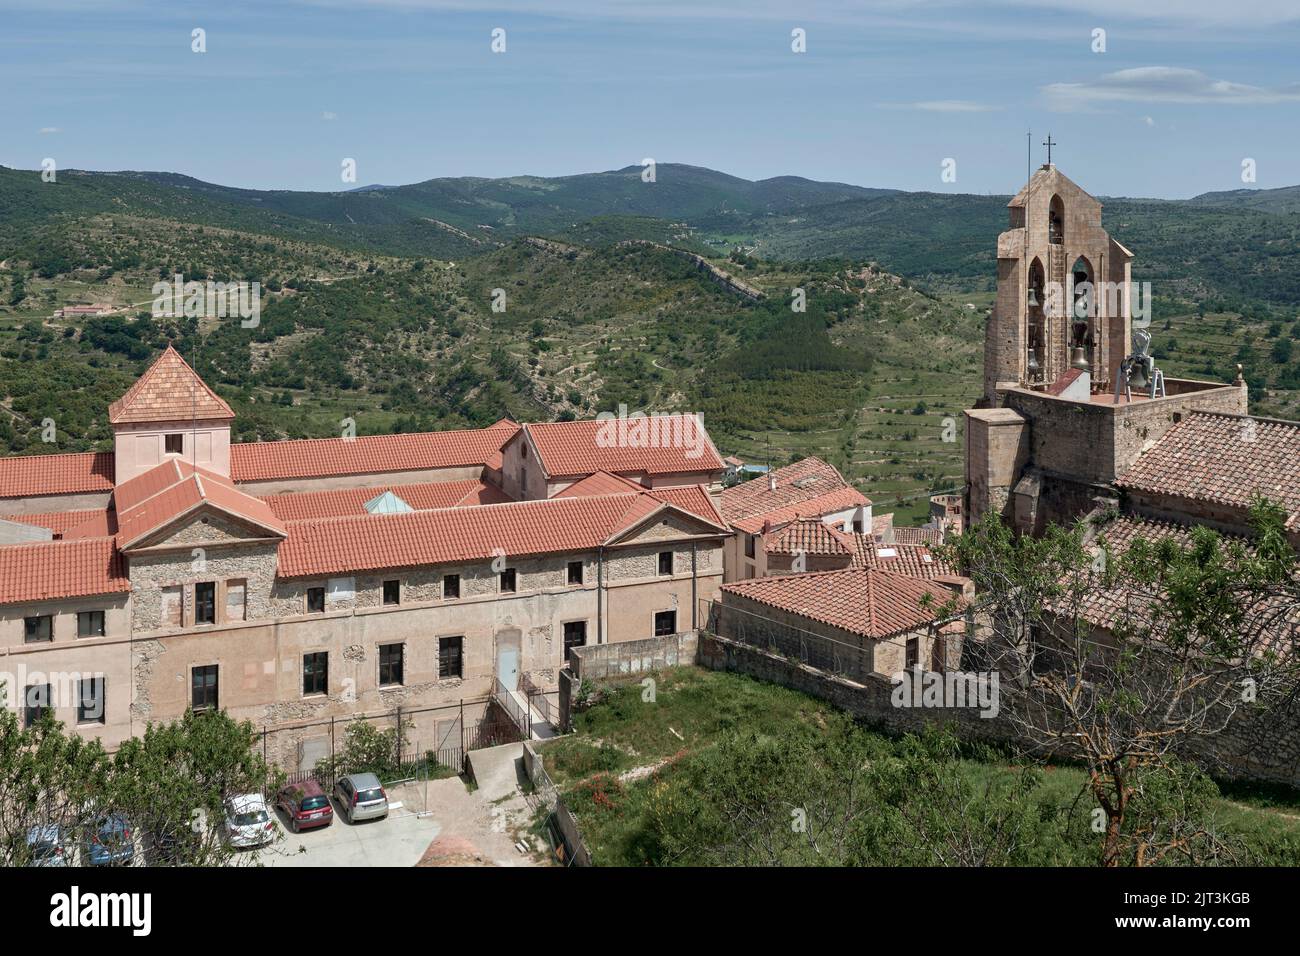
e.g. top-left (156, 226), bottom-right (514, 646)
top-left (721, 568), bottom-right (962, 640)
top-left (108, 345), bottom-right (235, 425)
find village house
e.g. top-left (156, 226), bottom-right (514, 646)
top-left (0, 347), bottom-right (730, 769)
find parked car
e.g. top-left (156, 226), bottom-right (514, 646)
top-left (26, 824), bottom-right (73, 866)
top-left (223, 794), bottom-right (275, 849)
top-left (333, 773), bottom-right (388, 823)
top-left (146, 827), bottom-right (202, 865)
top-left (275, 780), bottom-right (334, 833)
top-left (84, 814), bottom-right (135, 866)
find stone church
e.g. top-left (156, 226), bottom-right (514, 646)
top-left (963, 162), bottom-right (1297, 544)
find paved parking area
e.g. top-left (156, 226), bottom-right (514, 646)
top-left (243, 769), bottom-right (547, 867)
top-left (255, 797), bottom-right (441, 867)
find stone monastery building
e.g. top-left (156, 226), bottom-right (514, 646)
top-left (0, 347), bottom-right (733, 763)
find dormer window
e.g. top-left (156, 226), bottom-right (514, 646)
top-left (165, 433), bottom-right (184, 455)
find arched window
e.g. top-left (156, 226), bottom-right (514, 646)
top-left (1027, 257), bottom-right (1046, 378)
top-left (1070, 256), bottom-right (1095, 352)
top-left (1048, 195), bottom-right (1065, 245)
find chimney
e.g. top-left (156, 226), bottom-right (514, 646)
top-left (767, 472), bottom-right (777, 492)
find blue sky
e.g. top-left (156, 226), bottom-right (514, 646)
top-left (3, 0), bottom-right (1299, 198)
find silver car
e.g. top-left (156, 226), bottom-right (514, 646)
top-left (333, 773), bottom-right (389, 823)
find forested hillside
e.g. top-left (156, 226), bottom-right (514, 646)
top-left (2, 161), bottom-right (1297, 520)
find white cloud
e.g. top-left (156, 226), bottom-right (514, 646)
top-left (38, 126), bottom-right (61, 134)
top-left (1143, 115), bottom-right (1155, 126)
top-left (1044, 66), bottom-right (1300, 111)
top-left (322, 111), bottom-right (338, 121)
top-left (881, 99), bottom-right (1001, 112)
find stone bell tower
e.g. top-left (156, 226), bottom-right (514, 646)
top-left (983, 156), bottom-right (1134, 404)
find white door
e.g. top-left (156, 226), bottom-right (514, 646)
top-left (496, 634), bottom-right (520, 692)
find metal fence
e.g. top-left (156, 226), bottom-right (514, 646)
top-left (521, 673), bottom-right (556, 729)
top-left (262, 696), bottom-right (526, 784)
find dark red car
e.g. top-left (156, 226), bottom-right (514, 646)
top-left (275, 780), bottom-right (334, 833)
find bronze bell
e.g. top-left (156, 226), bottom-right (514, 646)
top-left (1069, 346), bottom-right (1090, 370)
top-left (1026, 347), bottom-right (1041, 374)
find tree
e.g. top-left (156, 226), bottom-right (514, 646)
top-left (946, 502), bottom-right (1299, 866)
top-left (0, 684), bottom-right (280, 867)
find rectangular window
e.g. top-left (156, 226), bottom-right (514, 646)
top-left (24, 615), bottom-right (53, 643)
top-left (194, 582), bottom-right (216, 625)
top-left (906, 637), bottom-right (919, 670)
top-left (744, 534), bottom-right (756, 560)
top-left (658, 551), bottom-right (673, 576)
top-left (78, 677), bottom-right (105, 725)
top-left (306, 587), bottom-right (325, 614)
top-left (165, 433), bottom-right (184, 455)
top-left (566, 561), bottom-right (583, 586)
top-left (654, 610), bottom-right (677, 637)
top-left (225, 580), bottom-right (246, 623)
top-left (191, 665), bottom-right (218, 711)
top-left (439, 636), bottom-right (464, 679)
top-left (302, 652), bottom-right (328, 696)
top-left (382, 579), bottom-right (401, 606)
top-left (379, 644), bottom-right (404, 687)
top-left (77, 610), bottom-right (105, 638)
top-left (563, 620), bottom-right (587, 662)
top-left (499, 568), bottom-right (516, 593)
top-left (443, 574), bottom-right (460, 599)
top-left (24, 683), bottom-right (51, 728)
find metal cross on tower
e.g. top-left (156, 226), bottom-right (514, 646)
top-left (1042, 134), bottom-right (1057, 165)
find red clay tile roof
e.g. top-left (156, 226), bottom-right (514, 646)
top-left (721, 568), bottom-right (961, 640)
top-left (0, 537), bottom-right (130, 606)
top-left (893, 526), bottom-right (944, 547)
top-left (554, 470), bottom-right (648, 497)
top-left (230, 421), bottom-right (519, 482)
top-left (1076, 514), bottom-right (1259, 630)
top-left (262, 479), bottom-right (511, 521)
top-left (108, 346), bottom-right (235, 424)
top-left (721, 457), bottom-right (868, 530)
top-left (644, 484), bottom-right (727, 527)
top-left (1117, 413), bottom-right (1300, 527)
top-left (851, 538), bottom-right (956, 580)
top-left (0, 509), bottom-right (109, 536)
top-left (523, 416), bottom-right (723, 478)
top-left (1045, 367), bottom-right (1084, 397)
top-left (277, 491), bottom-right (727, 578)
top-left (115, 460), bottom-right (286, 550)
top-left (764, 518), bottom-right (854, 556)
top-left (732, 486), bottom-right (869, 535)
top-left (0, 451), bottom-right (115, 500)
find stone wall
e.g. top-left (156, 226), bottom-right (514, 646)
top-left (696, 632), bottom-right (1300, 789)
top-left (569, 630), bottom-right (699, 682)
